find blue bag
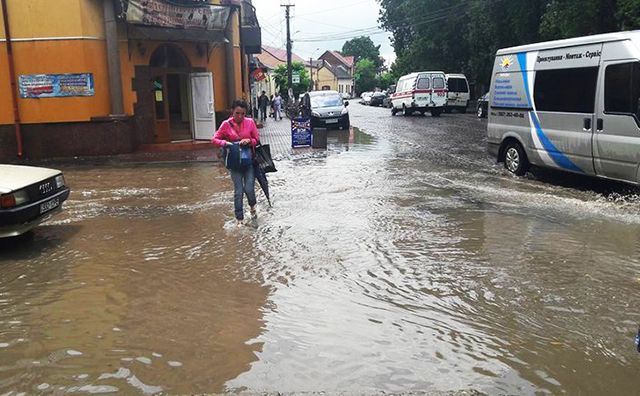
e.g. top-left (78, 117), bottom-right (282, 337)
top-left (224, 143), bottom-right (252, 171)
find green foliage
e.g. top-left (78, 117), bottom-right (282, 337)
top-left (342, 36), bottom-right (383, 70)
top-left (272, 61), bottom-right (311, 99)
top-left (380, 0), bottom-right (640, 93)
top-left (355, 59), bottom-right (377, 93)
top-left (376, 72), bottom-right (396, 90)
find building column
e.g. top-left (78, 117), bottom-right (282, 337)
top-left (103, 0), bottom-right (124, 115)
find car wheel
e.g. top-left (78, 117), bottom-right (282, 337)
top-left (444, 107), bottom-right (451, 113)
top-left (391, 107), bottom-right (397, 116)
top-left (431, 108), bottom-right (441, 117)
top-left (504, 141), bottom-right (529, 176)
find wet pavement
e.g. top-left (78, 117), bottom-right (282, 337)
top-left (1, 103), bottom-right (639, 394)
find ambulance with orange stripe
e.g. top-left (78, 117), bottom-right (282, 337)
top-left (390, 71), bottom-right (448, 117)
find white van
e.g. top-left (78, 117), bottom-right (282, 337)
top-left (445, 73), bottom-right (470, 113)
top-left (487, 30), bottom-right (640, 185)
top-left (391, 71), bottom-right (447, 116)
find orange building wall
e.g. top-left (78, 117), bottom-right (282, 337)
top-left (0, 45), bottom-right (13, 124)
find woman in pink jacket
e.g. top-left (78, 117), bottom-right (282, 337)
top-left (212, 100), bottom-right (260, 225)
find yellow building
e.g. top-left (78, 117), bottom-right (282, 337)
top-left (0, 0), bottom-right (261, 160)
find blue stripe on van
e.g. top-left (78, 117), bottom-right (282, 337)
top-left (517, 52), bottom-right (583, 173)
top-left (530, 112), bottom-right (583, 173)
top-left (516, 53), bottom-right (532, 108)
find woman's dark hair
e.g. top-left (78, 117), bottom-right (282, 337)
top-left (231, 99), bottom-right (248, 110)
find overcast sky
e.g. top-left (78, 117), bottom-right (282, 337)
top-left (252, 0), bottom-right (396, 66)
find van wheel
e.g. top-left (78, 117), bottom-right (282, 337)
top-left (402, 104), bottom-right (410, 116)
top-left (477, 105), bottom-right (485, 118)
top-left (444, 107), bottom-right (451, 113)
top-left (431, 108), bottom-right (441, 117)
top-left (391, 107), bottom-right (397, 116)
top-left (504, 141), bottom-right (529, 176)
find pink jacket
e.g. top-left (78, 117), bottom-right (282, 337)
top-left (212, 116), bottom-right (260, 148)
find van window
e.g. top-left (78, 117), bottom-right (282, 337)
top-left (605, 62), bottom-right (640, 121)
top-left (448, 78), bottom-right (469, 93)
top-left (416, 78), bottom-right (430, 89)
top-left (534, 67), bottom-right (598, 113)
top-left (433, 77), bottom-right (445, 89)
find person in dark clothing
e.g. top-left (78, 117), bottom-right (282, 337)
top-left (258, 91), bottom-right (269, 122)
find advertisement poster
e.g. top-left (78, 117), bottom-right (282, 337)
top-left (291, 118), bottom-right (312, 148)
top-left (126, 0), bottom-right (229, 30)
top-left (19, 74), bottom-right (94, 99)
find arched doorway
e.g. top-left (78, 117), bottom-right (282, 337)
top-left (149, 44), bottom-right (205, 143)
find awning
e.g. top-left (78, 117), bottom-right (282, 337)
top-left (127, 25), bottom-right (228, 44)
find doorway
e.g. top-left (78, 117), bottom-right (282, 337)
top-left (149, 45), bottom-right (193, 143)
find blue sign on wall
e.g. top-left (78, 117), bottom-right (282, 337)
top-left (291, 117), bottom-right (312, 148)
top-left (19, 73), bottom-right (94, 99)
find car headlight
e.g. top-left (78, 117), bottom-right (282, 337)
top-left (312, 111), bottom-right (321, 117)
top-left (341, 107), bottom-right (348, 115)
top-left (55, 174), bottom-right (65, 188)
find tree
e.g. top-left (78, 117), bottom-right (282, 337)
top-left (355, 59), bottom-right (377, 94)
top-left (342, 36), bottom-right (383, 71)
top-left (376, 72), bottom-right (396, 90)
top-left (272, 61), bottom-right (311, 100)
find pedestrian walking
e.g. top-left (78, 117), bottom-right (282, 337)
top-left (273, 93), bottom-right (282, 120)
top-left (258, 90), bottom-right (269, 123)
top-left (269, 94), bottom-right (274, 118)
top-left (212, 99), bottom-right (259, 226)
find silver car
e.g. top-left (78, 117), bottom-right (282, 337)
top-left (309, 90), bottom-right (350, 130)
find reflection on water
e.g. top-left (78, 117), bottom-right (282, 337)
top-left (1, 115), bottom-right (639, 394)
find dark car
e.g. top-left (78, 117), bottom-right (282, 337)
top-left (369, 92), bottom-right (387, 107)
top-left (477, 92), bottom-right (489, 118)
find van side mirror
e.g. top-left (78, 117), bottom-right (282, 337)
top-left (344, 101), bottom-right (349, 107)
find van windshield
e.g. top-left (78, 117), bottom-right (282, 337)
top-left (310, 94), bottom-right (343, 108)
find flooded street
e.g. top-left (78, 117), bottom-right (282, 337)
top-left (1, 103), bottom-right (640, 394)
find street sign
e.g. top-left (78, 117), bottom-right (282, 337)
top-left (292, 73), bottom-right (300, 84)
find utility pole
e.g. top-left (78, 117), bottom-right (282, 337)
top-left (281, 1), bottom-right (294, 90)
top-left (309, 57), bottom-right (313, 91)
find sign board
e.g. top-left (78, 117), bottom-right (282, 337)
top-left (252, 68), bottom-right (266, 81)
top-left (292, 73), bottom-right (300, 84)
top-left (126, 0), bottom-right (229, 30)
top-left (291, 117), bottom-right (312, 148)
top-left (19, 73), bottom-right (94, 99)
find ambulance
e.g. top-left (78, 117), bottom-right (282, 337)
top-left (391, 71), bottom-right (447, 117)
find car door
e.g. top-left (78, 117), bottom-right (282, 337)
top-left (593, 60), bottom-right (640, 182)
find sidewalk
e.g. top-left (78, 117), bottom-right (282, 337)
top-left (257, 117), bottom-right (314, 159)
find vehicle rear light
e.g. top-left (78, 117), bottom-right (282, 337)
top-left (1, 194), bottom-right (16, 208)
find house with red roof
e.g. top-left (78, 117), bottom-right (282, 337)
top-left (317, 50), bottom-right (355, 96)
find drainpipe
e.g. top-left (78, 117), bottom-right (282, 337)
top-left (103, 0), bottom-right (124, 115)
top-left (1, 0), bottom-right (23, 158)
top-left (225, 6), bottom-right (238, 108)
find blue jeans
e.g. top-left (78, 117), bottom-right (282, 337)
top-left (230, 166), bottom-right (256, 220)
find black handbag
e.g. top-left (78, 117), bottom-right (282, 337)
top-left (254, 142), bottom-right (277, 173)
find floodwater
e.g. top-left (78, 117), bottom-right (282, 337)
top-left (1, 104), bottom-right (639, 394)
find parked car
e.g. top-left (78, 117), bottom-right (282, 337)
top-left (391, 71), bottom-right (447, 116)
top-left (359, 92), bottom-right (373, 105)
top-left (383, 84), bottom-right (396, 108)
top-left (476, 92), bottom-right (489, 118)
top-left (309, 90), bottom-right (350, 130)
top-left (340, 93), bottom-right (352, 100)
top-left (369, 92), bottom-right (387, 107)
top-left (0, 165), bottom-right (70, 238)
top-left (444, 73), bottom-right (470, 113)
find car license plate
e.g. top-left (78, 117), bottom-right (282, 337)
top-left (325, 119), bottom-right (338, 124)
top-left (40, 197), bottom-right (59, 214)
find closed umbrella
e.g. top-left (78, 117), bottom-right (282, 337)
top-left (254, 163), bottom-right (271, 207)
